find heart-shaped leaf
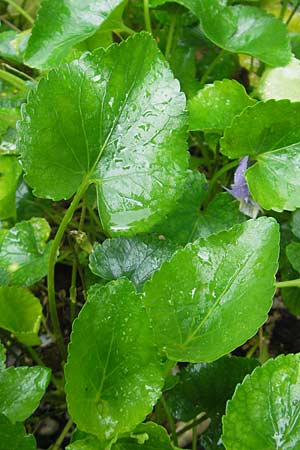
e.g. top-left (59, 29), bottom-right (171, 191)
top-left (143, 217), bottom-right (279, 362)
top-left (188, 80), bottom-right (255, 132)
top-left (0, 286), bottom-right (42, 345)
top-left (24, 0), bottom-right (126, 69)
top-left (0, 342), bottom-right (50, 422)
top-left (65, 278), bottom-right (164, 441)
top-left (259, 57), bottom-right (300, 102)
top-left (221, 100), bottom-right (300, 211)
top-left (89, 236), bottom-right (178, 290)
top-left (18, 33), bottom-right (188, 236)
top-left (0, 218), bottom-right (52, 287)
top-left (222, 354), bottom-right (300, 450)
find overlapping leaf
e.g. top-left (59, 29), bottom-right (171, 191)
top-left (222, 354), bottom-right (300, 450)
top-left (19, 33), bottom-right (188, 236)
top-left (65, 279), bottom-right (164, 441)
top-left (0, 415), bottom-right (36, 450)
top-left (143, 218), bottom-right (279, 362)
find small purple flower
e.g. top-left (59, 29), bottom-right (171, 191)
top-left (226, 156), bottom-right (260, 219)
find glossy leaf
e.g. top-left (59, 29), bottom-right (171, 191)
top-left (166, 0), bottom-right (291, 66)
top-left (113, 422), bottom-right (177, 450)
top-left (291, 210), bottom-right (300, 240)
top-left (154, 170), bottom-right (207, 245)
top-left (0, 342), bottom-right (50, 423)
top-left (221, 100), bottom-right (300, 159)
top-left (0, 286), bottom-right (42, 345)
top-left (259, 57), bottom-right (300, 102)
top-left (24, 0), bottom-right (125, 69)
top-left (0, 218), bottom-right (52, 287)
top-left (245, 144), bottom-right (300, 211)
top-left (65, 278), bottom-right (164, 441)
top-left (188, 80), bottom-right (255, 132)
top-left (89, 236), bottom-right (177, 289)
top-left (0, 415), bottom-right (36, 450)
top-left (167, 357), bottom-right (259, 422)
top-left (0, 30), bottom-right (30, 64)
top-left (143, 218), bottom-right (279, 362)
top-left (19, 33), bottom-right (188, 235)
top-left (222, 354), bottom-right (300, 450)
top-left (0, 155), bottom-right (22, 220)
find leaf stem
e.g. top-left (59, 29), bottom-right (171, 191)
top-left (47, 179), bottom-right (90, 361)
top-left (176, 413), bottom-right (207, 436)
top-left (25, 345), bottom-right (63, 391)
top-left (165, 13), bottom-right (177, 60)
top-left (204, 160), bottom-right (239, 207)
top-left (160, 396), bottom-right (178, 446)
top-left (143, 0), bottom-right (152, 34)
top-left (51, 417), bottom-right (73, 450)
top-left (276, 279), bottom-right (300, 288)
top-left (2, 63), bottom-right (34, 81)
top-left (192, 421), bottom-right (197, 450)
top-left (3, 0), bottom-right (34, 24)
top-left (280, 0), bottom-right (288, 19)
top-left (0, 68), bottom-right (27, 92)
top-left (200, 49), bottom-right (226, 87)
top-left (287, 1), bottom-right (300, 24)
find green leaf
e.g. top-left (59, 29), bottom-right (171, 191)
top-left (67, 436), bottom-right (102, 450)
top-left (0, 30), bottom-right (30, 64)
top-left (0, 286), bottom-right (42, 345)
top-left (245, 144), bottom-right (300, 211)
top-left (65, 278), bottom-right (164, 441)
top-left (221, 100), bottom-right (300, 159)
top-left (24, 0), bottom-right (125, 69)
top-left (19, 33), bottom-right (188, 236)
top-left (193, 192), bottom-right (247, 240)
top-left (259, 57), bottom-right (300, 102)
top-left (221, 100), bottom-right (300, 211)
top-left (162, 0), bottom-right (291, 66)
top-left (154, 170), bottom-right (207, 245)
top-left (0, 344), bottom-right (6, 371)
top-left (188, 80), bottom-right (255, 132)
top-left (286, 242), bottom-right (300, 273)
top-left (143, 217), bottom-right (279, 362)
top-left (89, 236), bottom-right (178, 290)
top-left (167, 357), bottom-right (259, 422)
top-left (0, 155), bottom-right (22, 220)
top-left (222, 354), bottom-right (300, 450)
top-left (0, 218), bottom-right (52, 287)
top-left (291, 210), bottom-right (300, 240)
top-left (0, 415), bottom-right (36, 450)
top-left (113, 422), bottom-right (177, 450)
top-left (0, 348), bottom-right (50, 422)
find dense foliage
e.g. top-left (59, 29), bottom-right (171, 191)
top-left (1, 0), bottom-right (300, 449)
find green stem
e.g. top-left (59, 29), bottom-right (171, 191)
top-left (200, 49), bottom-right (226, 87)
top-left (25, 346), bottom-right (63, 391)
top-left (47, 179), bottom-right (90, 361)
top-left (165, 13), bottom-right (177, 60)
top-left (192, 421), bottom-right (197, 450)
top-left (204, 160), bottom-right (239, 207)
top-left (176, 413), bottom-right (207, 436)
top-left (3, 0), bottom-right (34, 23)
top-left (2, 63), bottom-right (34, 81)
top-left (160, 396), bottom-right (178, 446)
top-left (276, 279), bottom-right (300, 288)
top-left (143, 0), bottom-right (152, 34)
top-left (280, 0), bottom-right (288, 19)
top-left (287, 1), bottom-right (300, 24)
top-left (51, 417), bottom-right (73, 450)
top-left (0, 68), bottom-right (27, 92)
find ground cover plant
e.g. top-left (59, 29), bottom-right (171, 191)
top-left (2, 0), bottom-right (300, 448)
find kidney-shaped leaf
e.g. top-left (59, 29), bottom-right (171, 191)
top-left (65, 278), bottom-right (164, 441)
top-left (222, 354), bottom-right (300, 450)
top-left (188, 80), bottom-right (255, 132)
top-left (19, 33), bottom-right (188, 236)
top-left (143, 217), bottom-right (279, 362)
top-left (89, 236), bottom-right (178, 289)
top-left (177, 0), bottom-right (291, 66)
top-left (25, 0), bottom-right (125, 69)
top-left (0, 286), bottom-right (42, 346)
top-left (0, 343), bottom-right (50, 423)
top-left (0, 415), bottom-right (36, 450)
top-left (0, 218), bottom-right (52, 287)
